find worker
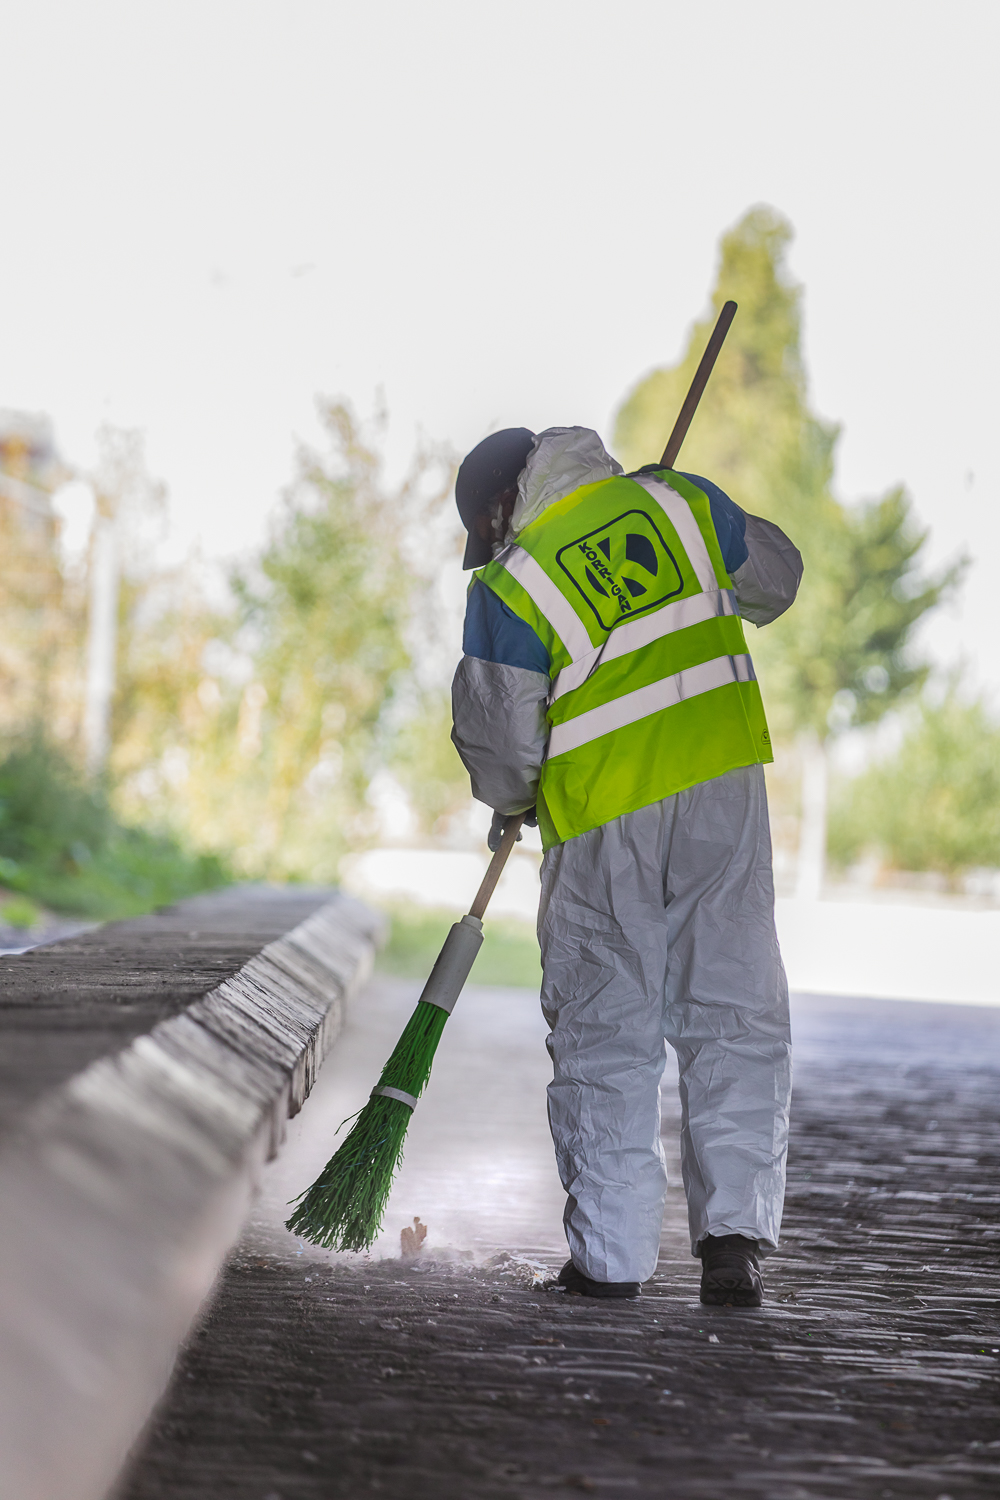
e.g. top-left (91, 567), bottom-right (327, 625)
top-left (451, 425), bottom-right (802, 1304)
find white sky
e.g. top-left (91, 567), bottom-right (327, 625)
top-left (3, 1), bottom-right (998, 693)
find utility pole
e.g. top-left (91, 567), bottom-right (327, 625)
top-left (83, 494), bottom-right (119, 777)
top-left (80, 426), bottom-right (163, 779)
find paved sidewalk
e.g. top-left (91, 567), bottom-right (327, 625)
top-left (122, 984), bottom-right (1000, 1500)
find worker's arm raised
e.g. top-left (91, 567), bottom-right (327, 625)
top-left (676, 470), bottom-right (802, 627)
top-left (731, 514), bottom-right (803, 626)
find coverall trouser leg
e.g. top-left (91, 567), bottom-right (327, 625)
top-left (537, 764), bottom-right (791, 1285)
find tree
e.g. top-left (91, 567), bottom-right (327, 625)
top-left (232, 401), bottom-right (419, 875)
top-left (0, 733), bottom-right (226, 920)
top-left (113, 401), bottom-right (456, 879)
top-left (82, 426), bottom-right (167, 775)
top-left (0, 411), bottom-right (75, 736)
top-left (613, 206), bottom-right (961, 896)
top-left (109, 557), bottom-right (238, 848)
top-left (388, 689), bottom-right (472, 838)
top-left (828, 688), bottom-right (1000, 882)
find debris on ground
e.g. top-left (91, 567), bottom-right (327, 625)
top-left (400, 1216), bottom-right (428, 1262)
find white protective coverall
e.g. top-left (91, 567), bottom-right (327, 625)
top-left (452, 428), bottom-right (802, 1284)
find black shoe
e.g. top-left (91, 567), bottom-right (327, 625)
top-left (698, 1234), bottom-right (763, 1307)
top-left (557, 1259), bottom-right (641, 1300)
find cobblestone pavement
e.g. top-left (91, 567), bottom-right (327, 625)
top-left (121, 986), bottom-right (1000, 1500)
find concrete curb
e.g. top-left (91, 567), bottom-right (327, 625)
top-left (0, 891), bottom-right (382, 1500)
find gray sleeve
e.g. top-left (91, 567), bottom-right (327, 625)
top-left (451, 656), bottom-right (549, 815)
top-left (731, 513), bottom-right (804, 626)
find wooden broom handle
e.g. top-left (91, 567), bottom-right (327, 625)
top-left (659, 300), bottom-right (737, 468)
top-left (468, 814), bottom-right (526, 920)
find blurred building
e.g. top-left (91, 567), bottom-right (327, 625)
top-left (0, 411), bottom-right (72, 733)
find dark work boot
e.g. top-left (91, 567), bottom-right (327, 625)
top-left (698, 1234), bottom-right (763, 1307)
top-left (557, 1259), bottom-right (641, 1300)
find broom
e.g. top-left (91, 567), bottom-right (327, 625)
top-left (286, 298), bottom-right (739, 1253)
top-left (285, 815), bottom-right (525, 1250)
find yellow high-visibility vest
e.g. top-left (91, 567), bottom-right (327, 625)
top-left (477, 469), bottom-right (772, 848)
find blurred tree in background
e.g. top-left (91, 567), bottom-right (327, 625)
top-left (110, 562), bottom-right (237, 841)
top-left (0, 423), bottom-right (230, 923)
top-left (388, 690), bottom-right (472, 839)
top-left (614, 206), bottom-right (961, 893)
top-left (0, 402), bottom-right (460, 918)
top-left (225, 401), bottom-right (436, 876)
top-left (0, 412), bottom-right (78, 736)
top-left (828, 687), bottom-right (1000, 883)
top-left (0, 736), bottom-right (226, 920)
top-left (112, 401), bottom-right (458, 882)
top-left (2, 207), bottom-right (995, 923)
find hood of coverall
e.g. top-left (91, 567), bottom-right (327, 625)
top-left (507, 427), bottom-right (623, 544)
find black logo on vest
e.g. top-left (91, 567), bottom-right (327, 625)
top-left (556, 510), bottom-right (684, 631)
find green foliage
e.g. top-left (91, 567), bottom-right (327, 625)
top-left (111, 403), bottom-right (454, 883)
top-left (1, 405), bottom-right (465, 912)
top-left (0, 896), bottom-right (42, 930)
top-left (762, 485), bottom-right (961, 740)
top-left (376, 902), bottom-right (542, 987)
top-left (614, 205), bottom-right (960, 742)
top-left (615, 208), bottom-right (831, 512)
top-left (387, 691), bottom-right (472, 838)
top-left (235, 404), bottom-right (413, 860)
top-left (0, 738), bottom-right (228, 919)
top-left (829, 691), bottom-right (1000, 878)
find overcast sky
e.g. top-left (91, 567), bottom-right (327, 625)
top-left (3, 1), bottom-right (998, 691)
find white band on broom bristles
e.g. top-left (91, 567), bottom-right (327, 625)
top-left (372, 1085), bottom-right (418, 1110)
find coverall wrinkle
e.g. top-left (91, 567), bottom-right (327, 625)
top-left (538, 763), bottom-right (791, 1284)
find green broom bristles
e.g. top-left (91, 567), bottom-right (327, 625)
top-left (285, 999), bottom-right (449, 1251)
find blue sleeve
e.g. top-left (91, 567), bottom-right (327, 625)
top-left (678, 472), bottom-right (749, 574)
top-left (462, 578), bottom-right (551, 676)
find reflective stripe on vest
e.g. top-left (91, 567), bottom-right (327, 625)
top-left (497, 543), bottom-right (594, 663)
top-left (630, 475), bottom-right (718, 591)
top-left (551, 587), bottom-right (737, 701)
top-left (499, 478), bottom-right (739, 702)
top-left (478, 469), bottom-right (772, 846)
top-left (548, 652), bottom-right (757, 758)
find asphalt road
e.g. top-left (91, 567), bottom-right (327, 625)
top-left (120, 980), bottom-right (1000, 1500)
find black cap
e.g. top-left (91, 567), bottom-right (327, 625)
top-left (456, 427), bottom-right (535, 569)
